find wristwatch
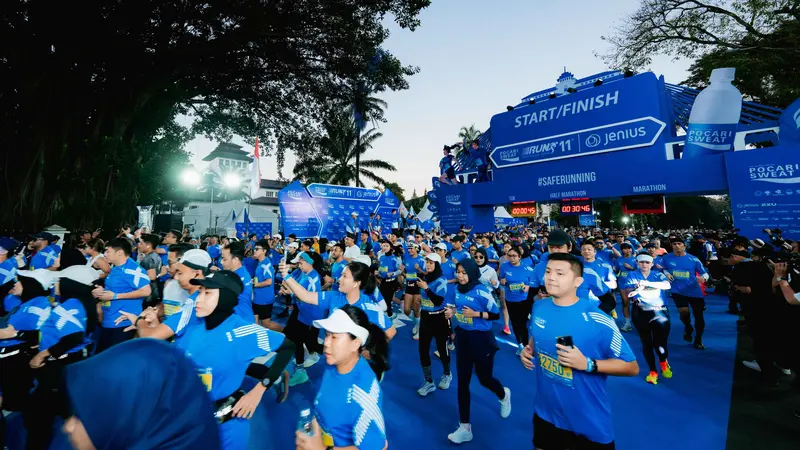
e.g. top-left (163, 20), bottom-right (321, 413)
top-left (586, 357), bottom-right (599, 373)
top-left (776, 277), bottom-right (785, 282)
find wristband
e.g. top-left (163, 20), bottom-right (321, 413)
top-left (586, 357), bottom-right (598, 373)
top-left (112, 293), bottom-right (118, 301)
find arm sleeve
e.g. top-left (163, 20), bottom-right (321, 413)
top-left (424, 289), bottom-right (445, 307)
top-left (47, 332), bottom-right (85, 357)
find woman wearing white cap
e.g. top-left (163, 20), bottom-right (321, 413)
top-left (295, 305), bottom-right (388, 450)
top-left (414, 252), bottom-right (452, 396)
top-left (25, 265), bottom-right (99, 449)
top-left (624, 253), bottom-right (673, 385)
top-left (0, 269), bottom-right (56, 416)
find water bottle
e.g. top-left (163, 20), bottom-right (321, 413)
top-left (683, 67), bottom-right (742, 159)
top-left (297, 409), bottom-right (314, 436)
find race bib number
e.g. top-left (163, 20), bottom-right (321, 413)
top-left (198, 368), bottom-right (212, 392)
top-left (162, 300), bottom-right (181, 316)
top-left (509, 282), bottom-right (525, 292)
top-left (101, 300), bottom-right (111, 308)
top-left (420, 298), bottom-right (434, 308)
top-left (455, 313), bottom-right (472, 325)
top-left (379, 266), bottom-right (388, 274)
top-left (672, 270), bottom-right (691, 279)
top-left (618, 271), bottom-right (628, 278)
top-left (539, 352), bottom-right (573, 387)
top-left (406, 273), bottom-right (418, 281)
top-left (321, 428), bottom-right (334, 447)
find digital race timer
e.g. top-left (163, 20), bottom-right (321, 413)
top-left (559, 198), bottom-right (593, 215)
top-left (509, 201), bottom-right (538, 218)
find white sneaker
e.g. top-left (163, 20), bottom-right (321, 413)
top-left (303, 352), bottom-right (320, 368)
top-left (439, 373), bottom-right (452, 390)
top-left (447, 424), bottom-right (473, 444)
top-left (417, 381), bottom-right (436, 397)
top-left (499, 387), bottom-right (511, 418)
top-left (447, 341), bottom-right (455, 351)
top-left (620, 322), bottom-right (633, 332)
top-left (742, 360), bottom-right (761, 372)
top-left (412, 324), bottom-right (419, 335)
top-left (412, 330), bottom-right (419, 340)
top-left (775, 363), bottom-right (791, 376)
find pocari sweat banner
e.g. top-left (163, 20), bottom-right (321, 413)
top-left (683, 68), bottom-right (742, 158)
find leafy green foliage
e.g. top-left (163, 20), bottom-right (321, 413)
top-left (377, 182), bottom-right (406, 203)
top-left (0, 0), bottom-right (428, 230)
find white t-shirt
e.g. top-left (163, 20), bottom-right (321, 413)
top-left (344, 245), bottom-right (361, 260)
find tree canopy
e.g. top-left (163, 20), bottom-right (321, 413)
top-left (0, 0), bottom-right (429, 231)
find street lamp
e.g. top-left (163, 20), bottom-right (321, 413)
top-left (223, 173), bottom-right (241, 189)
top-left (181, 168), bottom-right (201, 186)
top-left (622, 216), bottom-right (630, 226)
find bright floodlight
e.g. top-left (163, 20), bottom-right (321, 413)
top-left (223, 173), bottom-right (241, 188)
top-left (622, 216), bottom-right (630, 224)
top-left (181, 169), bottom-right (201, 186)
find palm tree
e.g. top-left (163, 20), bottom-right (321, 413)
top-left (293, 112), bottom-right (396, 187)
top-left (457, 124), bottom-right (483, 155)
top-left (350, 87), bottom-right (387, 186)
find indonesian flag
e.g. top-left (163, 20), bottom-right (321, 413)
top-left (249, 137), bottom-right (261, 197)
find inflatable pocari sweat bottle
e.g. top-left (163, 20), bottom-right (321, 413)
top-left (683, 68), bottom-right (742, 158)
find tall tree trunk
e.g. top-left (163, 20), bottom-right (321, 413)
top-left (355, 129), bottom-right (361, 187)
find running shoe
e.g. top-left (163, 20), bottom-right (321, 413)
top-left (660, 362), bottom-right (672, 379)
top-left (274, 370), bottom-right (290, 403)
top-left (502, 325), bottom-right (511, 335)
top-left (417, 381), bottom-right (436, 397)
top-left (499, 387), bottom-right (512, 418)
top-left (303, 352), bottom-right (320, 368)
top-left (433, 350), bottom-right (440, 358)
top-left (439, 373), bottom-right (452, 390)
top-left (447, 424), bottom-right (473, 444)
top-left (620, 322), bottom-right (633, 332)
top-left (693, 341), bottom-right (705, 350)
top-left (289, 368), bottom-right (309, 387)
top-left (646, 372), bottom-right (658, 385)
top-left (447, 340), bottom-right (455, 351)
top-left (683, 325), bottom-right (694, 343)
top-left (412, 324), bottom-right (419, 336)
top-left (742, 360), bottom-right (761, 372)
top-left (412, 330), bottom-right (419, 341)
top-left (611, 310), bottom-right (618, 319)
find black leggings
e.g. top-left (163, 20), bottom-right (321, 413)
top-left (674, 294), bottom-right (705, 344)
top-left (0, 346), bottom-right (35, 412)
top-left (506, 298), bottom-right (533, 346)
top-left (632, 305), bottom-right (671, 372)
top-left (378, 279), bottom-right (399, 316)
top-left (598, 291), bottom-right (616, 316)
top-left (419, 311), bottom-right (451, 380)
top-left (283, 308), bottom-right (323, 365)
top-left (455, 328), bottom-right (505, 424)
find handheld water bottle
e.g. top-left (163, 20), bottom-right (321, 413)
top-left (683, 67), bottom-right (742, 159)
top-left (297, 408), bottom-right (314, 436)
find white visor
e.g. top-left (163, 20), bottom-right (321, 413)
top-left (313, 309), bottom-right (369, 345)
top-left (636, 254), bottom-right (654, 263)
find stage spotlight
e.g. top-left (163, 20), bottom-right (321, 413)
top-left (624, 69), bottom-right (634, 78)
top-left (549, 92), bottom-right (556, 99)
top-left (506, 105), bottom-right (515, 111)
top-left (567, 87), bottom-right (577, 94)
top-left (594, 79), bottom-right (603, 87)
top-left (529, 99), bottom-right (536, 105)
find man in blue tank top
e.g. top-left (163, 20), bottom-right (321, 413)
top-left (520, 253), bottom-right (638, 449)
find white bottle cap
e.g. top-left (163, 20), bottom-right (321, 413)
top-left (710, 68), bottom-right (735, 83)
top-left (300, 408), bottom-right (311, 417)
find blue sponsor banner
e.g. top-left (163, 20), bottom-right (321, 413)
top-left (427, 190), bottom-right (438, 202)
top-left (235, 222), bottom-right (272, 239)
top-left (579, 214), bottom-right (596, 227)
top-left (495, 217), bottom-right (527, 227)
top-left (279, 181), bottom-right (401, 239)
top-left (725, 147), bottom-right (800, 242)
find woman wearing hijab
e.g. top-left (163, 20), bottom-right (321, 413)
top-left (414, 253), bottom-right (452, 396)
top-left (444, 258), bottom-right (511, 444)
top-left (174, 270), bottom-right (286, 450)
top-left (0, 270), bottom-right (55, 414)
top-left (25, 265), bottom-right (98, 449)
top-left (62, 338), bottom-right (221, 450)
top-left (295, 305), bottom-right (388, 450)
top-left (278, 258), bottom-right (395, 381)
top-left (474, 248), bottom-right (500, 291)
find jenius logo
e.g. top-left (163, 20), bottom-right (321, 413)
top-left (287, 190), bottom-right (303, 200)
top-left (445, 195), bottom-right (462, 206)
top-left (749, 164), bottom-right (800, 184)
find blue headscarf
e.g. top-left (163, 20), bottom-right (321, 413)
top-left (457, 257), bottom-right (481, 294)
top-left (64, 339), bottom-right (221, 450)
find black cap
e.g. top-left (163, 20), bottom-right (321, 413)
top-left (730, 249), bottom-right (750, 258)
top-left (190, 270), bottom-right (243, 296)
top-left (33, 231), bottom-right (56, 242)
top-left (452, 235), bottom-right (465, 243)
top-left (547, 230), bottom-right (570, 246)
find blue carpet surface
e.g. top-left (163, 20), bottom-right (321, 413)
top-left (19, 294), bottom-right (737, 449)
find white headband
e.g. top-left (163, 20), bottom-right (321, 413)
top-left (636, 254), bottom-right (654, 263)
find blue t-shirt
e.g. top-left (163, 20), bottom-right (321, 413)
top-left (441, 261), bottom-right (457, 305)
top-left (420, 276), bottom-right (448, 312)
top-left (623, 270), bottom-right (670, 308)
top-left (661, 253), bottom-right (707, 298)
top-left (296, 270), bottom-right (323, 325)
top-left (102, 258), bottom-right (148, 329)
top-left (253, 259), bottom-right (275, 306)
top-left (439, 155), bottom-right (453, 175)
top-left (499, 263), bottom-right (534, 302)
top-left (450, 249), bottom-right (470, 264)
top-left (4, 296), bottom-right (51, 346)
top-left (453, 284), bottom-right (498, 332)
top-left (243, 257), bottom-right (258, 278)
top-left (39, 298), bottom-right (88, 354)
top-left (164, 291), bottom-right (201, 339)
top-left (314, 357), bottom-right (386, 450)
top-left (614, 256), bottom-right (638, 284)
top-left (403, 255), bottom-right (425, 284)
top-left (3, 294), bottom-right (21, 315)
top-left (0, 258), bottom-right (17, 286)
top-left (318, 291), bottom-right (393, 331)
top-left (377, 255), bottom-right (401, 281)
top-left (529, 297), bottom-right (636, 444)
top-left (330, 260), bottom-right (348, 291)
top-left (157, 245), bottom-right (171, 282)
top-left (580, 259), bottom-right (616, 298)
top-left (177, 314), bottom-right (284, 450)
top-left (233, 266), bottom-right (254, 321)
top-left (30, 245), bottom-right (58, 270)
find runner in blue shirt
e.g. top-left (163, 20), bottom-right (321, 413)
top-left (252, 239), bottom-right (280, 331)
top-left (414, 253), bottom-right (452, 396)
top-left (439, 145), bottom-right (457, 185)
top-left (91, 238), bottom-right (151, 353)
top-left (520, 253), bottom-right (639, 448)
top-left (499, 245), bottom-right (535, 353)
top-left (375, 241), bottom-right (402, 318)
top-left (615, 243), bottom-right (637, 331)
top-left (295, 305), bottom-right (389, 450)
top-left (0, 238), bottom-right (19, 292)
top-left (401, 243), bottom-right (426, 339)
top-left (662, 237), bottom-right (709, 349)
top-left (580, 239), bottom-right (618, 316)
top-left (449, 236), bottom-right (470, 264)
top-left (29, 232), bottom-right (59, 270)
top-left (220, 241), bottom-right (254, 322)
top-left (444, 258), bottom-right (511, 444)
top-left (624, 253), bottom-right (673, 385)
top-left (178, 270), bottom-right (287, 450)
